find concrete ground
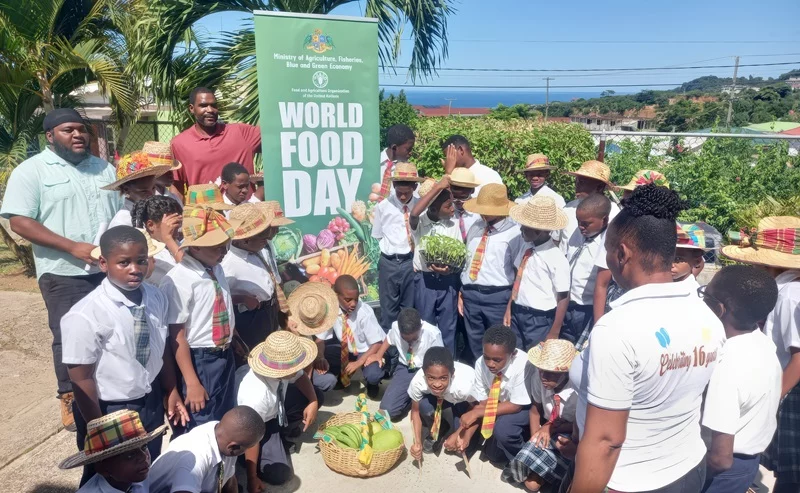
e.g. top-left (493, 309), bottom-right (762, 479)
top-left (0, 286), bottom-right (777, 492)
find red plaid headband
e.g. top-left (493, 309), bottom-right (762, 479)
top-left (740, 227), bottom-right (800, 255)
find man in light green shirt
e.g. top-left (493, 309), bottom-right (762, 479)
top-left (0, 109), bottom-right (121, 430)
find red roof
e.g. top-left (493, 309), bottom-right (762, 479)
top-left (780, 127), bottom-right (800, 136)
top-left (413, 105), bottom-right (491, 117)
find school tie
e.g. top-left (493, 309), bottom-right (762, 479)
top-left (457, 211), bottom-right (467, 242)
top-left (549, 394), bottom-right (561, 423)
top-left (128, 305), bottom-right (150, 367)
top-left (568, 235), bottom-right (594, 279)
top-left (277, 380), bottom-right (288, 427)
top-left (511, 247), bottom-right (534, 302)
top-left (217, 460), bottom-right (225, 493)
top-left (340, 312), bottom-right (356, 387)
top-left (430, 397), bottom-right (444, 441)
top-left (406, 343), bottom-right (415, 370)
top-left (378, 160), bottom-right (393, 201)
top-left (403, 205), bottom-right (414, 251)
top-left (468, 225), bottom-right (493, 281)
top-left (205, 267), bottom-right (231, 347)
top-left (481, 372), bottom-right (502, 439)
top-left (257, 252), bottom-right (289, 313)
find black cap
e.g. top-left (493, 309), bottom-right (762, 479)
top-left (43, 108), bottom-right (84, 132)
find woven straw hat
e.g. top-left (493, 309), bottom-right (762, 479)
top-left (417, 177), bottom-right (437, 198)
top-left (59, 410), bottom-right (167, 469)
top-left (257, 201), bottom-right (294, 226)
top-left (510, 195), bottom-right (568, 231)
top-left (527, 339), bottom-right (576, 373)
top-left (722, 216), bottom-right (800, 269)
top-left (388, 162), bottom-right (425, 183)
top-left (250, 172), bottom-right (264, 184)
top-left (619, 169), bottom-right (669, 192)
top-left (287, 281), bottom-right (339, 336)
top-left (180, 207), bottom-right (237, 249)
top-left (229, 203), bottom-right (274, 240)
top-left (141, 141), bottom-right (181, 171)
top-left (676, 222), bottom-right (706, 251)
top-left (186, 184), bottom-right (234, 211)
top-left (520, 153), bottom-right (554, 172)
top-left (101, 152), bottom-right (172, 191)
top-left (450, 168), bottom-right (481, 188)
top-left (463, 183), bottom-right (515, 216)
top-left (91, 228), bottom-right (166, 261)
top-left (567, 160), bottom-right (613, 187)
top-left (249, 330), bottom-right (318, 379)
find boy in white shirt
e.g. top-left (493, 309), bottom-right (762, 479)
top-left (440, 134), bottom-right (502, 197)
top-left (561, 160), bottom-right (620, 255)
top-left (504, 196), bottom-right (570, 350)
top-left (700, 265), bottom-right (781, 493)
top-left (377, 124), bottom-right (415, 201)
top-left (372, 162), bottom-right (423, 331)
top-left (219, 162), bottom-right (258, 211)
top-left (514, 154), bottom-right (566, 208)
top-left (131, 195), bottom-right (183, 286)
top-left (103, 152), bottom-right (172, 229)
top-left (673, 222), bottom-right (706, 288)
top-left (449, 168), bottom-right (482, 243)
top-left (257, 201), bottom-right (294, 332)
top-left (367, 307), bottom-right (444, 419)
top-left (408, 347), bottom-right (475, 460)
top-left (148, 406), bottom-right (265, 493)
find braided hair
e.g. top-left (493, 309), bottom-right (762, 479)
top-left (131, 195), bottom-right (182, 229)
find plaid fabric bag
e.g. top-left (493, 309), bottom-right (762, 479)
top-left (504, 438), bottom-right (571, 486)
top-left (762, 383), bottom-right (800, 483)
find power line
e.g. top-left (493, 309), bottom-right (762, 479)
top-left (384, 60), bottom-right (799, 73)
top-left (380, 83), bottom-right (685, 89)
top-left (399, 38), bottom-right (799, 45)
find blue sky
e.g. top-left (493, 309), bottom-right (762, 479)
top-left (197, 0), bottom-right (800, 93)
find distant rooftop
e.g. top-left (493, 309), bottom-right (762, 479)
top-left (413, 105), bottom-right (491, 117)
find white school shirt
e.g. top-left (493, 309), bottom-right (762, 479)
top-left (148, 421), bottom-right (237, 493)
top-left (561, 198), bottom-right (620, 255)
top-left (221, 193), bottom-right (260, 217)
top-left (108, 199), bottom-right (134, 229)
top-left (453, 208), bottom-right (480, 243)
top-left (387, 320), bottom-right (444, 367)
top-left (412, 212), bottom-right (462, 272)
top-left (77, 475), bottom-right (148, 493)
top-left (527, 365), bottom-right (578, 423)
top-left (372, 194), bottom-right (418, 256)
top-left (515, 185), bottom-right (566, 208)
top-left (221, 246), bottom-right (274, 304)
top-left (236, 368), bottom-right (302, 423)
top-left (566, 229), bottom-right (606, 305)
top-left (571, 277), bottom-right (725, 492)
top-left (157, 187), bottom-right (183, 204)
top-left (461, 218), bottom-right (523, 287)
top-left (61, 279), bottom-right (168, 401)
top-left (466, 160), bottom-right (503, 197)
top-left (147, 247), bottom-right (177, 287)
top-left (514, 239), bottom-right (570, 311)
top-left (379, 149), bottom-right (396, 197)
top-left (472, 348), bottom-right (532, 406)
top-left (763, 270), bottom-right (800, 370)
top-left (160, 254), bottom-right (235, 348)
top-left (408, 361), bottom-right (476, 403)
top-left (702, 330), bottom-right (781, 455)
top-left (317, 302), bottom-right (385, 354)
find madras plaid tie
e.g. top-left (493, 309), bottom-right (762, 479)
top-left (481, 372), bottom-right (502, 439)
top-left (128, 305), bottom-right (150, 367)
top-left (277, 380), bottom-right (288, 427)
top-left (430, 397), bottom-right (444, 441)
top-left (406, 343), bottom-right (415, 370)
top-left (217, 461), bottom-right (224, 493)
top-left (403, 205), bottom-right (414, 251)
top-left (340, 312), bottom-right (356, 387)
top-left (257, 252), bottom-right (289, 313)
top-left (205, 268), bottom-right (231, 347)
top-left (468, 226), bottom-right (492, 281)
top-left (511, 247), bottom-right (534, 302)
top-left (378, 160), bottom-right (393, 201)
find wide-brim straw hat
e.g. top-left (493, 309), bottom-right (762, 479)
top-left (249, 330), bottom-right (318, 379)
top-left (286, 281), bottom-right (339, 336)
top-left (59, 410), bottom-right (167, 469)
top-left (527, 339), bottom-right (577, 373)
top-left (388, 162), bottom-right (425, 183)
top-left (618, 169), bottom-right (669, 192)
top-left (257, 201), bottom-right (294, 226)
top-left (463, 183), bottom-right (515, 216)
top-left (450, 167), bottom-right (481, 188)
top-left (142, 141), bottom-right (181, 171)
top-left (186, 184), bottom-right (234, 211)
top-left (520, 153), bottom-right (554, 172)
top-left (229, 203), bottom-right (274, 240)
top-left (417, 177), bottom-right (437, 198)
top-left (91, 228), bottom-right (166, 260)
top-left (722, 216), bottom-right (800, 269)
top-left (567, 160), bottom-right (613, 187)
top-left (101, 152), bottom-right (173, 191)
top-left (181, 207), bottom-right (238, 249)
top-left (510, 195), bottom-right (568, 231)
top-left (676, 222), bottom-right (706, 251)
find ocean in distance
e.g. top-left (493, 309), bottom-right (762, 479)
top-left (381, 88), bottom-right (602, 108)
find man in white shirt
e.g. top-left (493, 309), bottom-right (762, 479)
top-left (149, 406), bottom-right (265, 493)
top-left (700, 266), bottom-right (781, 493)
top-left (441, 134), bottom-right (502, 197)
top-left (377, 124), bottom-right (416, 201)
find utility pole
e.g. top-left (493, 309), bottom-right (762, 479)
top-left (543, 77), bottom-right (554, 120)
top-left (444, 98), bottom-right (456, 116)
top-left (726, 56), bottom-right (740, 128)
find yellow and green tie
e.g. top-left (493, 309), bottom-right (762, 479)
top-left (481, 373), bottom-right (502, 439)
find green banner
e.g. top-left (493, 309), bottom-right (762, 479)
top-left (254, 11), bottom-right (381, 300)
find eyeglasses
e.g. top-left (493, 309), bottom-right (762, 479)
top-left (697, 285), bottom-right (724, 311)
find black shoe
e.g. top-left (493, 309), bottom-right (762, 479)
top-left (423, 437), bottom-right (435, 454)
top-left (367, 383), bottom-right (380, 399)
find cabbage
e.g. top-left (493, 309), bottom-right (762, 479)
top-left (273, 228), bottom-right (303, 262)
top-left (316, 229), bottom-right (336, 250)
top-left (302, 234), bottom-right (318, 254)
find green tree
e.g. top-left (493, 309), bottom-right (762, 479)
top-left (379, 89), bottom-right (417, 145)
top-left (600, 90), bottom-right (616, 97)
top-left (489, 104), bottom-right (541, 120)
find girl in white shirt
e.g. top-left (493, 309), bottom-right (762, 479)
top-left (103, 152), bottom-right (172, 229)
top-left (131, 195), bottom-right (183, 286)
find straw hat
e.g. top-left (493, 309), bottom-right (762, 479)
top-left (567, 160), bottom-right (613, 187)
top-left (257, 201), bottom-right (295, 226)
top-left (250, 172), bottom-right (264, 184)
top-left (101, 152), bottom-right (172, 191)
top-left (510, 195), bottom-right (568, 231)
top-left (59, 410), bottom-right (167, 469)
top-left (722, 216), bottom-right (800, 269)
top-left (91, 228), bottom-right (166, 261)
top-left (388, 162), bottom-right (425, 183)
top-left (519, 153), bottom-right (554, 172)
top-left (229, 203), bottom-right (274, 240)
top-left (417, 178), bottom-right (437, 198)
top-left (618, 169), bottom-right (669, 192)
top-left (527, 339), bottom-right (576, 373)
top-left (676, 222), bottom-right (706, 251)
top-left (181, 207), bottom-right (237, 249)
top-left (141, 141), bottom-right (181, 171)
top-left (186, 184), bottom-right (234, 211)
top-left (248, 330), bottom-right (318, 379)
top-left (449, 168), bottom-right (481, 188)
top-left (286, 281), bottom-right (339, 336)
top-left (463, 183), bottom-right (515, 216)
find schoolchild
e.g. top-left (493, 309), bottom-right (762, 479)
top-left (617, 169), bottom-right (669, 200)
top-left (104, 152), bottom-right (172, 229)
top-left (377, 124), bottom-right (416, 201)
top-left (184, 183), bottom-right (235, 213)
top-left (560, 160), bottom-right (619, 256)
top-left (673, 222), bottom-right (707, 287)
top-left (449, 168), bottom-right (482, 243)
top-left (142, 141), bottom-right (184, 204)
top-left (131, 195), bottom-right (183, 286)
top-left (515, 154), bottom-right (565, 207)
top-left (219, 162), bottom-right (259, 210)
top-left (255, 201), bottom-right (293, 331)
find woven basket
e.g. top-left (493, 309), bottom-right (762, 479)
top-left (318, 412), bottom-right (405, 478)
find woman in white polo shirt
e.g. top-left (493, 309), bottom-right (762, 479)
top-left (569, 184), bottom-right (726, 493)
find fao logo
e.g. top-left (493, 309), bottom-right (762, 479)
top-left (312, 71), bottom-right (329, 89)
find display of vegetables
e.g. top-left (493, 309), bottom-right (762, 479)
top-left (324, 424), bottom-right (363, 449)
top-left (316, 229), bottom-right (336, 250)
top-left (273, 228), bottom-right (304, 262)
top-left (302, 234), bottom-right (318, 255)
top-left (420, 233), bottom-right (468, 270)
top-left (327, 216), bottom-right (351, 241)
top-left (301, 244), bottom-right (370, 285)
top-left (351, 200), bottom-right (367, 223)
top-left (322, 423), bottom-right (403, 451)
